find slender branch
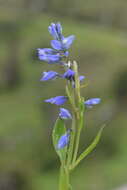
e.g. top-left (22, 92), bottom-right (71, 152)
top-left (73, 61), bottom-right (81, 103)
top-left (72, 107), bottom-right (84, 164)
top-left (72, 119), bottom-right (81, 164)
top-left (67, 112), bottom-right (76, 167)
top-left (66, 85), bottom-right (77, 114)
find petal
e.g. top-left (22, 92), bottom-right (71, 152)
top-left (59, 108), bottom-right (72, 119)
top-left (40, 71), bottom-right (58, 81)
top-left (62, 35), bottom-right (75, 49)
top-left (56, 22), bottom-right (62, 35)
top-left (44, 96), bottom-right (67, 105)
top-left (51, 40), bottom-right (63, 50)
top-left (79, 75), bottom-right (85, 82)
top-left (63, 69), bottom-right (75, 80)
top-left (44, 97), bottom-right (54, 103)
top-left (57, 133), bottom-right (70, 149)
top-left (64, 51), bottom-right (69, 57)
top-left (38, 55), bottom-right (48, 62)
top-left (37, 48), bottom-right (62, 63)
top-left (54, 96), bottom-right (68, 105)
top-left (48, 23), bottom-right (58, 40)
top-left (84, 98), bottom-right (101, 108)
top-left (38, 48), bottom-right (55, 55)
top-left (39, 54), bottom-right (60, 62)
top-left (48, 22), bottom-right (63, 40)
top-left (47, 54), bottom-right (61, 62)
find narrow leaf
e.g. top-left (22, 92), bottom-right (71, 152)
top-left (79, 98), bottom-right (85, 130)
top-left (52, 118), bottom-right (67, 162)
top-left (72, 125), bottom-right (105, 169)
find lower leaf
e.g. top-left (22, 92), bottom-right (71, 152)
top-left (71, 124), bottom-right (105, 169)
top-left (52, 118), bottom-right (67, 163)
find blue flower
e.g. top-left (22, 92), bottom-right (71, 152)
top-left (59, 108), bottom-right (72, 119)
top-left (84, 98), bottom-right (101, 108)
top-left (38, 48), bottom-right (61, 63)
top-left (64, 51), bottom-right (69, 57)
top-left (38, 48), bottom-right (68, 63)
top-left (48, 22), bottom-right (75, 50)
top-left (63, 69), bottom-right (75, 80)
top-left (40, 71), bottom-right (58, 81)
top-left (45, 96), bottom-right (67, 105)
top-left (48, 22), bottom-right (63, 40)
top-left (79, 75), bottom-right (85, 82)
top-left (62, 35), bottom-right (75, 49)
top-left (51, 35), bottom-right (75, 50)
top-left (57, 133), bottom-right (70, 149)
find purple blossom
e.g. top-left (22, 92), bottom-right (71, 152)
top-left (79, 75), bottom-right (85, 82)
top-left (62, 35), bottom-right (75, 49)
top-left (84, 98), bottom-right (101, 108)
top-left (38, 48), bottom-right (61, 63)
top-left (51, 40), bottom-right (63, 51)
top-left (44, 96), bottom-right (68, 105)
top-left (40, 71), bottom-right (58, 81)
top-left (51, 35), bottom-right (75, 51)
top-left (48, 23), bottom-right (75, 51)
top-left (38, 48), bottom-right (68, 63)
top-left (38, 23), bottom-right (74, 65)
top-left (48, 22), bottom-right (63, 40)
top-left (63, 69), bottom-right (75, 80)
top-left (57, 133), bottom-right (70, 149)
top-left (59, 108), bottom-right (72, 119)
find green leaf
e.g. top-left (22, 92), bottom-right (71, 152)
top-left (72, 125), bottom-right (105, 169)
top-left (52, 118), bottom-right (67, 163)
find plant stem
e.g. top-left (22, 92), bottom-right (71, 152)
top-left (72, 109), bottom-right (84, 164)
top-left (66, 82), bottom-right (77, 167)
top-left (72, 118), bottom-right (81, 164)
top-left (67, 112), bottom-right (76, 166)
top-left (59, 166), bottom-right (70, 190)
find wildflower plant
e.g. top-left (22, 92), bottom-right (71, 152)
top-left (37, 22), bottom-right (104, 190)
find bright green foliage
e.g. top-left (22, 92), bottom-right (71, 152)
top-left (72, 125), bottom-right (105, 170)
top-left (52, 118), bottom-right (67, 163)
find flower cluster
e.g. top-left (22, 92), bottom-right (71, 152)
top-left (38, 22), bottom-right (101, 150)
top-left (38, 22), bottom-right (75, 64)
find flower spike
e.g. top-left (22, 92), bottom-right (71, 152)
top-left (36, 22), bottom-right (104, 190)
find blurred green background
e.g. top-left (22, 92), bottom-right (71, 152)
top-left (0, 0), bottom-right (127, 190)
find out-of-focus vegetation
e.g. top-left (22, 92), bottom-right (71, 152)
top-left (0, 1), bottom-right (127, 190)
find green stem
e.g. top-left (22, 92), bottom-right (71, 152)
top-left (73, 61), bottom-right (81, 103)
top-left (66, 82), bottom-right (77, 167)
top-left (72, 120), bottom-right (81, 164)
top-left (59, 166), bottom-right (70, 190)
top-left (66, 85), bottom-right (77, 114)
top-left (72, 111), bottom-right (84, 164)
top-left (67, 112), bottom-right (76, 166)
